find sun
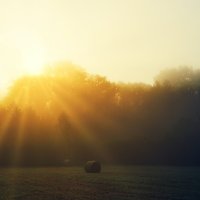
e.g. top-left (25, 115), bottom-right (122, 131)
top-left (23, 51), bottom-right (45, 75)
top-left (20, 41), bottom-right (47, 75)
top-left (14, 31), bottom-right (47, 75)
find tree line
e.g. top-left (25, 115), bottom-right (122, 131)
top-left (0, 63), bottom-right (200, 166)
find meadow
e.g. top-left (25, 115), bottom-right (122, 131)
top-left (0, 166), bottom-right (199, 200)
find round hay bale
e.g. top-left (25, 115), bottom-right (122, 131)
top-left (84, 161), bottom-right (101, 173)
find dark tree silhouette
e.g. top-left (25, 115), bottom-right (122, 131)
top-left (0, 64), bottom-right (200, 166)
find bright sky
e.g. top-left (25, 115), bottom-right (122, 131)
top-left (1, 0), bottom-right (200, 92)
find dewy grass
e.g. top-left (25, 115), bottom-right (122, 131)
top-left (0, 166), bottom-right (199, 200)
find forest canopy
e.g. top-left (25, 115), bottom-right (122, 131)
top-left (0, 63), bottom-right (200, 166)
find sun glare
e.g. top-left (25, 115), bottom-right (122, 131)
top-left (23, 52), bottom-right (45, 75)
top-left (14, 31), bottom-right (47, 75)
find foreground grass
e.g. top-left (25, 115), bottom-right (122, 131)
top-left (0, 166), bottom-right (199, 200)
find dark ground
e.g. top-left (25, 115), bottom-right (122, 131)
top-left (0, 166), bottom-right (199, 200)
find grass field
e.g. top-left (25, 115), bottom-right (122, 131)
top-left (0, 166), bottom-right (199, 200)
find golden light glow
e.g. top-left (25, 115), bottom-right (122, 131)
top-left (14, 31), bottom-right (46, 75)
top-left (1, 68), bottom-right (113, 164)
top-left (22, 50), bottom-right (45, 75)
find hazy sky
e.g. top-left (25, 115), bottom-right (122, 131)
top-left (1, 0), bottom-right (200, 91)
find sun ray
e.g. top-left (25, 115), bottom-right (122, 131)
top-left (12, 79), bottom-right (31, 165)
top-left (0, 86), bottom-right (25, 146)
top-left (44, 78), bottom-right (113, 162)
top-left (0, 71), bottom-right (117, 164)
